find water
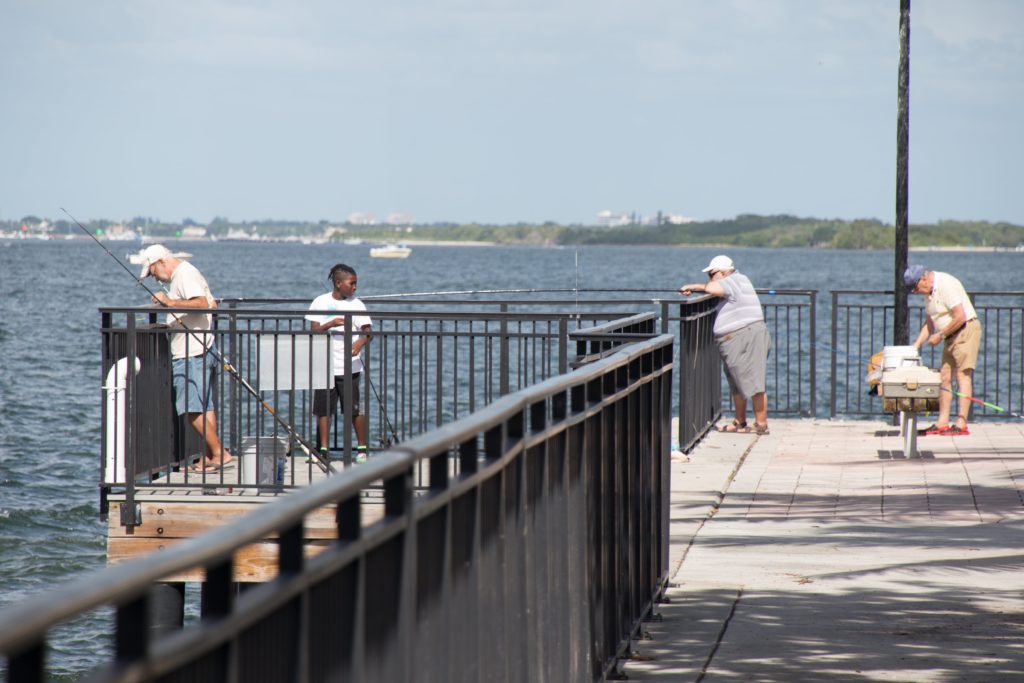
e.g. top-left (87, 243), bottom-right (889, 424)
top-left (1, 238), bottom-right (1021, 677)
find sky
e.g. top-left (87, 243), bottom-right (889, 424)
top-left (1, 0), bottom-right (1022, 226)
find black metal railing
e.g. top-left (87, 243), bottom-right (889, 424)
top-left (662, 289), bottom-right (817, 450)
top-left (829, 290), bottom-right (1024, 418)
top-left (98, 288), bottom-right (820, 523)
top-left (670, 296), bottom-right (722, 452)
top-left (1, 333), bottom-right (675, 683)
top-left (569, 312), bottom-right (659, 362)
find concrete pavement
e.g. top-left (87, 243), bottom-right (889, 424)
top-left (625, 418), bottom-right (1024, 682)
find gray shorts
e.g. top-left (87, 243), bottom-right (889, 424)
top-left (716, 321), bottom-right (771, 399)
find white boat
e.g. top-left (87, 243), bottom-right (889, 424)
top-left (127, 249), bottom-right (193, 265)
top-left (370, 243), bottom-right (412, 259)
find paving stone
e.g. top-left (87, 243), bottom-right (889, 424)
top-left (625, 419), bottom-right (1024, 682)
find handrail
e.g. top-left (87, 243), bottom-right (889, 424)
top-left (0, 333), bottom-right (676, 679)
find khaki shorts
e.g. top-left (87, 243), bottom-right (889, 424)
top-left (942, 318), bottom-right (981, 371)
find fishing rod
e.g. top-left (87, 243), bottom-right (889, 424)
top-left (940, 386), bottom-right (1024, 420)
top-left (63, 208), bottom-right (334, 474)
top-left (367, 375), bottom-right (401, 447)
top-left (813, 341), bottom-right (1024, 419)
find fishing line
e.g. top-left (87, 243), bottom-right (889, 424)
top-left (63, 208), bottom-right (333, 473)
top-left (366, 376), bottom-right (401, 447)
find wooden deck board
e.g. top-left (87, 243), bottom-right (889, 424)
top-left (106, 455), bottom-right (385, 582)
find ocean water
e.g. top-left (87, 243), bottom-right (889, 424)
top-left (1, 238), bottom-right (1021, 677)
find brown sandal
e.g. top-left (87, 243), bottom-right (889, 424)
top-left (735, 422), bottom-right (770, 435)
top-left (719, 419), bottom-right (748, 433)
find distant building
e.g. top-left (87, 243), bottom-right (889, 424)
top-left (323, 226), bottom-right (348, 239)
top-left (103, 223), bottom-right (139, 241)
top-left (348, 212), bottom-right (377, 226)
top-left (596, 210), bottom-right (631, 227)
top-left (665, 214), bottom-right (698, 225)
top-left (181, 226), bottom-right (207, 238)
top-left (386, 212), bottom-right (416, 225)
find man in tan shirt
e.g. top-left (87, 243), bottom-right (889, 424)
top-left (904, 265), bottom-right (982, 436)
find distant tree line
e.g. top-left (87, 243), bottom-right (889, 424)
top-left (6, 214), bottom-right (1024, 249)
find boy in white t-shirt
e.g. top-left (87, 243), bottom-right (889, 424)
top-left (306, 264), bottom-right (373, 460)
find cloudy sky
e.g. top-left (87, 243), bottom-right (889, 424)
top-left (1, 0), bottom-right (1021, 225)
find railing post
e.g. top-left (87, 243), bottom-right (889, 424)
top-left (830, 291), bottom-right (839, 418)
top-left (8, 642), bottom-right (45, 683)
top-left (558, 317), bottom-right (568, 375)
top-left (809, 291), bottom-right (818, 417)
top-left (115, 593), bottom-right (149, 662)
top-left (499, 303), bottom-right (510, 396)
top-left (122, 314), bottom-right (140, 528)
top-left (226, 301), bottom-right (240, 457)
top-left (343, 314), bottom-right (353, 465)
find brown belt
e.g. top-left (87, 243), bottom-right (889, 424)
top-left (948, 318), bottom-right (978, 339)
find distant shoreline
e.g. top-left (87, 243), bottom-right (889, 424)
top-left (2, 234), bottom-right (1021, 253)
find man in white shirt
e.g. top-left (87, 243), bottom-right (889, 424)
top-left (905, 265), bottom-right (982, 436)
top-left (139, 244), bottom-right (233, 472)
top-left (679, 255), bottom-right (771, 435)
top-left (306, 264), bottom-right (373, 461)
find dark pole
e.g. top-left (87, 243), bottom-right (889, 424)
top-left (894, 0), bottom-right (911, 344)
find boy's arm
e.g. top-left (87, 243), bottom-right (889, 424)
top-left (352, 325), bottom-right (372, 354)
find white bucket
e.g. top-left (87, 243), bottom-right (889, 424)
top-left (882, 345), bottom-right (921, 370)
top-left (241, 436), bottom-right (289, 486)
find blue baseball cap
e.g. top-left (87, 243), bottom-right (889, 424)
top-left (903, 264), bottom-right (927, 286)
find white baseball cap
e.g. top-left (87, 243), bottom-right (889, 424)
top-left (138, 244), bottom-right (172, 278)
top-left (701, 255), bottom-right (734, 273)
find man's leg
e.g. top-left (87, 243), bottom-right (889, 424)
top-left (732, 392), bottom-right (748, 425)
top-left (354, 414), bottom-right (368, 447)
top-left (752, 391), bottom-right (768, 427)
top-left (955, 368), bottom-right (973, 428)
top-left (936, 362), bottom-right (953, 427)
top-left (317, 415), bottom-right (331, 450)
top-left (188, 410), bottom-right (232, 466)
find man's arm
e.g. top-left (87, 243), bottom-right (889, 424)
top-left (152, 293), bottom-right (213, 309)
top-left (678, 281), bottom-right (725, 297)
top-left (912, 322), bottom-right (931, 349)
top-left (927, 304), bottom-right (966, 346)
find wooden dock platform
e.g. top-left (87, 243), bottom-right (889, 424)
top-left (106, 455), bottom-right (386, 582)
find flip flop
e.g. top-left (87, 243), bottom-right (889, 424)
top-left (719, 420), bottom-right (748, 433)
top-left (190, 458), bottom-right (233, 473)
top-left (918, 424), bottom-right (951, 436)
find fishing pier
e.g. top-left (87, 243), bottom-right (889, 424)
top-left (1, 288), bottom-right (1023, 681)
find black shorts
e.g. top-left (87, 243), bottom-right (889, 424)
top-left (313, 374), bottom-right (363, 417)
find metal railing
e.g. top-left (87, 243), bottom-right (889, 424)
top-left (1, 333), bottom-right (675, 683)
top-left (99, 305), bottom-right (598, 522)
top-left (669, 296), bottom-right (722, 452)
top-left (829, 290), bottom-right (1024, 418)
top-left (100, 290), bottom-right (818, 511)
top-left (662, 289), bottom-right (817, 450)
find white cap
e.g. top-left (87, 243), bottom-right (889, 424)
top-left (138, 244), bottom-right (172, 278)
top-left (701, 255), bottom-right (734, 273)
